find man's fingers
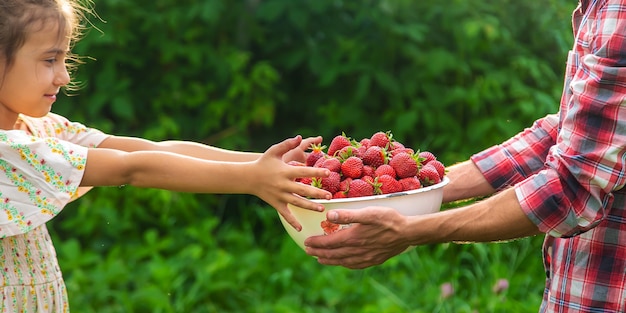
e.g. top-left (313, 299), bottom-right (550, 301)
top-left (326, 207), bottom-right (384, 225)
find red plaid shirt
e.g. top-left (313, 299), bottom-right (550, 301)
top-left (471, 0), bottom-right (626, 311)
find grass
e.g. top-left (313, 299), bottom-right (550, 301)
top-left (54, 196), bottom-right (547, 312)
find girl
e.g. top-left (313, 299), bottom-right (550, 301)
top-left (0, 0), bottom-right (331, 311)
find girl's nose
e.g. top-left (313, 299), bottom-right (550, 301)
top-left (54, 64), bottom-right (70, 87)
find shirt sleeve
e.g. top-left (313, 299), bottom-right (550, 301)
top-left (0, 131), bottom-right (88, 238)
top-left (474, 3), bottom-right (626, 238)
top-left (471, 114), bottom-right (558, 190)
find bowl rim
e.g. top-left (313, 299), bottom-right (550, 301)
top-left (311, 176), bottom-right (449, 204)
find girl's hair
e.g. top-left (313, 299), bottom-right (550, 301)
top-left (0, 0), bottom-right (90, 88)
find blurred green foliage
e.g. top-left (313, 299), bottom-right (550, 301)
top-left (48, 0), bottom-right (575, 311)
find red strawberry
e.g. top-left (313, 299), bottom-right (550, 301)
top-left (341, 156), bottom-right (364, 179)
top-left (376, 174), bottom-right (403, 194)
top-left (389, 152), bottom-right (419, 178)
top-left (359, 138), bottom-right (371, 149)
top-left (362, 175), bottom-right (375, 185)
top-left (370, 131), bottom-right (393, 149)
top-left (390, 147), bottom-right (415, 157)
top-left (355, 142), bottom-right (368, 157)
top-left (374, 164), bottom-right (396, 178)
top-left (312, 171), bottom-right (341, 194)
top-left (418, 164), bottom-right (441, 186)
top-left (428, 160), bottom-right (446, 179)
top-left (418, 151), bottom-right (437, 165)
top-left (362, 165), bottom-right (376, 178)
top-left (299, 177), bottom-right (313, 185)
top-left (337, 145), bottom-right (358, 159)
top-left (328, 133), bottom-right (352, 156)
top-left (339, 177), bottom-right (352, 193)
top-left (399, 176), bottom-right (421, 191)
top-left (362, 146), bottom-right (389, 168)
top-left (389, 141), bottom-right (405, 151)
top-left (347, 179), bottom-right (374, 198)
top-left (306, 143), bottom-right (326, 167)
top-left (333, 191), bottom-right (347, 199)
top-left (315, 156), bottom-right (341, 173)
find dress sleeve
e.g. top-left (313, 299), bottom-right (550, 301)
top-left (36, 113), bottom-right (110, 148)
top-left (0, 131), bottom-right (87, 238)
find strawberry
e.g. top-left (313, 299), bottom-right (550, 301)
top-left (399, 176), bottom-right (421, 191)
top-left (418, 164), bottom-right (441, 186)
top-left (299, 177), bottom-right (313, 185)
top-left (389, 141), bottom-right (405, 151)
top-left (328, 133), bottom-right (352, 156)
top-left (337, 145), bottom-right (358, 159)
top-left (370, 131), bottom-right (393, 149)
top-left (355, 142), bottom-right (368, 157)
top-left (332, 191), bottom-right (347, 199)
top-left (374, 164), bottom-right (396, 178)
top-left (428, 160), bottom-right (446, 179)
top-left (315, 156), bottom-right (342, 173)
top-left (362, 165), bottom-right (376, 178)
top-left (418, 151), bottom-right (437, 165)
top-left (362, 175), bottom-right (375, 185)
top-left (359, 138), bottom-right (371, 149)
top-left (347, 179), bottom-right (374, 198)
top-left (341, 156), bottom-right (364, 179)
top-left (376, 174), bottom-right (403, 194)
top-left (339, 177), bottom-right (352, 193)
top-left (390, 147), bottom-right (414, 158)
top-left (389, 152), bottom-right (419, 178)
top-left (306, 143), bottom-right (326, 167)
top-left (362, 145), bottom-right (389, 168)
top-left (312, 171), bottom-right (341, 194)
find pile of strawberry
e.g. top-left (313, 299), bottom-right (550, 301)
top-left (293, 131), bottom-right (446, 199)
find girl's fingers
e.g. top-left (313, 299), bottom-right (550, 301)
top-left (294, 182), bottom-right (332, 201)
top-left (267, 136), bottom-right (302, 158)
top-left (300, 136), bottom-right (323, 150)
top-left (290, 166), bottom-right (330, 180)
top-left (288, 193), bottom-right (326, 212)
top-left (277, 208), bottom-right (302, 232)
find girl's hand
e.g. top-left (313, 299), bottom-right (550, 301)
top-left (254, 136), bottom-right (332, 231)
top-left (282, 136), bottom-right (324, 163)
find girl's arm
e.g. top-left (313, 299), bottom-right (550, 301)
top-left (97, 135), bottom-right (323, 163)
top-left (83, 136), bottom-right (331, 231)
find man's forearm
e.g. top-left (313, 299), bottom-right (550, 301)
top-left (408, 187), bottom-right (542, 245)
top-left (442, 160), bottom-right (496, 203)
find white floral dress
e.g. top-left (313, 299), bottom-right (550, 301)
top-left (0, 113), bottom-right (108, 312)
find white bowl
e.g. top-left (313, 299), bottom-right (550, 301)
top-left (280, 176), bottom-right (449, 251)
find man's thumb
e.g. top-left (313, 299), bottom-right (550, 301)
top-left (327, 209), bottom-right (355, 224)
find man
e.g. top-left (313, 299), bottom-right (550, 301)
top-left (304, 1), bottom-right (626, 311)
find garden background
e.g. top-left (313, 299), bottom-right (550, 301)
top-left (50, 0), bottom-right (576, 312)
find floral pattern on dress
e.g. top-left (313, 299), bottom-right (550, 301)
top-left (0, 113), bottom-right (109, 312)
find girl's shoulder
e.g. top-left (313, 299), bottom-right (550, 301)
top-left (18, 113), bottom-right (109, 147)
top-left (19, 113), bottom-right (86, 135)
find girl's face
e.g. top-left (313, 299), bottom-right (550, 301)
top-left (0, 21), bottom-right (71, 129)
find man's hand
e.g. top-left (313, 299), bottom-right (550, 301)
top-left (304, 207), bottom-right (412, 269)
